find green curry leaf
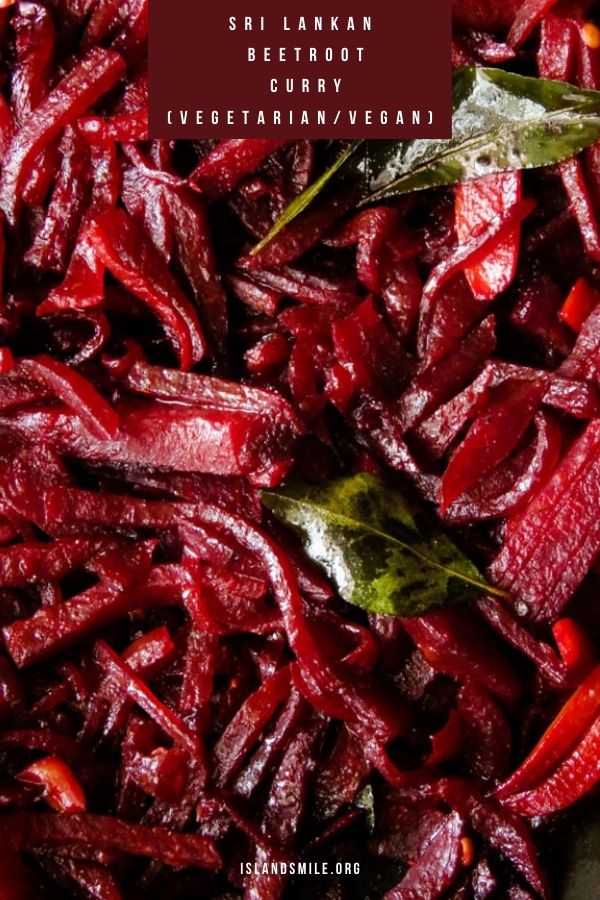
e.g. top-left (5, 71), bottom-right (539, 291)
top-left (253, 67), bottom-right (600, 252)
top-left (261, 473), bottom-right (508, 617)
top-left (250, 140), bottom-right (363, 256)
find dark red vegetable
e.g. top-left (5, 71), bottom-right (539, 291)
top-left (0, 47), bottom-right (125, 224)
top-left (0, 2), bottom-right (596, 896)
top-left (490, 420), bottom-right (600, 621)
top-left (0, 812), bottom-right (221, 869)
top-left (24, 127), bottom-right (88, 273)
top-left (16, 354), bottom-right (119, 439)
top-left (191, 139), bottom-right (285, 197)
top-left (508, 0), bottom-right (559, 48)
top-left (560, 156), bottom-right (600, 261)
top-left (88, 208), bottom-right (207, 368)
top-left (0, 536), bottom-right (118, 587)
top-left (455, 171), bottom-right (522, 299)
top-left (401, 608), bottom-right (521, 705)
top-left (3, 546), bottom-right (154, 666)
top-left (441, 377), bottom-right (546, 511)
top-left (384, 812), bottom-right (465, 899)
top-left (213, 665), bottom-right (291, 786)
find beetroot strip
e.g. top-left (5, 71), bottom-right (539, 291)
top-left (0, 47), bottom-right (125, 224)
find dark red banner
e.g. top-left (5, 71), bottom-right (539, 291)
top-left (149, 0), bottom-right (452, 138)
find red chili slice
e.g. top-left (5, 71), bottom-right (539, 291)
top-left (17, 756), bottom-right (86, 814)
top-left (552, 618), bottom-right (598, 681)
top-left (455, 172), bottom-right (523, 300)
top-left (559, 276), bottom-right (600, 332)
top-left (497, 663), bottom-right (600, 800)
top-left (502, 715), bottom-right (600, 816)
top-left (0, 347), bottom-right (14, 373)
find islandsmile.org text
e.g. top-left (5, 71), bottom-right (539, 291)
top-left (239, 860), bottom-right (361, 876)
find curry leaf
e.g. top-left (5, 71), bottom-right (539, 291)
top-left (261, 473), bottom-right (508, 617)
top-left (254, 67), bottom-right (600, 251)
top-left (364, 67), bottom-right (600, 202)
top-left (250, 140), bottom-right (363, 256)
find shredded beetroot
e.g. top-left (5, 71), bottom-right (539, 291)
top-left (455, 171), bottom-right (523, 300)
top-left (0, 1), bottom-right (598, 897)
top-left (0, 47), bottom-right (125, 225)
